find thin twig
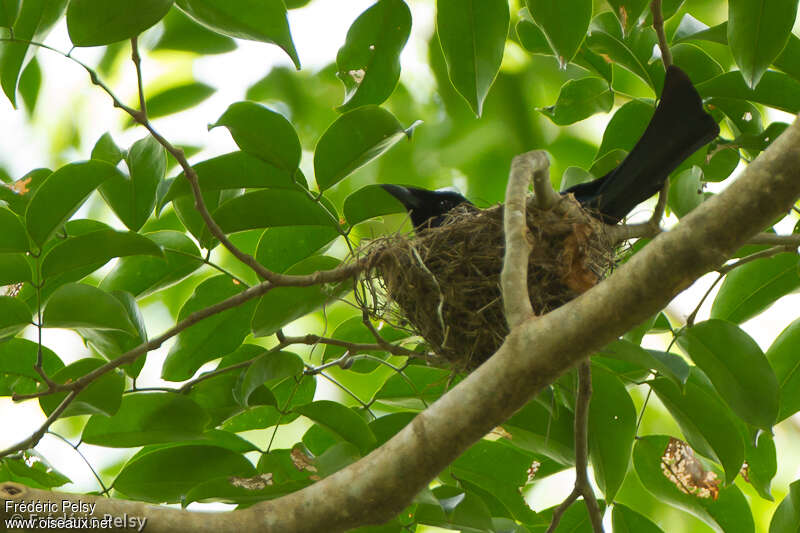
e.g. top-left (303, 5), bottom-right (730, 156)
top-left (130, 37), bottom-right (147, 117)
top-left (12, 281), bottom-right (275, 403)
top-left (0, 390), bottom-right (81, 457)
top-left (651, 0), bottom-right (672, 68)
top-left (46, 431), bottom-right (109, 495)
top-left (546, 362), bottom-right (604, 533)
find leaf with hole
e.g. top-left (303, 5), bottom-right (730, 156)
top-left (336, 0), bottom-right (411, 111)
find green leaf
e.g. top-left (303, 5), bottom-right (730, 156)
top-left (596, 339), bottom-right (689, 387)
top-left (343, 184), bottom-right (406, 226)
top-left (0, 254), bottom-right (31, 286)
top-left (82, 392), bottom-right (209, 447)
top-left (43, 283), bottom-right (136, 333)
top-left (0, 0), bottom-right (19, 28)
top-left (770, 479), bottom-right (800, 533)
top-left (173, 188), bottom-right (240, 249)
top-left (125, 82), bottom-right (215, 127)
top-left (451, 440), bottom-right (535, 523)
top-left (612, 504), bottom-right (664, 533)
top-left (540, 77), bottom-right (613, 125)
top-left (91, 132), bottom-right (123, 165)
top-left (67, 0), bottom-right (173, 46)
top-left (336, 0), bottom-right (411, 111)
top-left (295, 400), bottom-right (377, 454)
top-left (76, 290), bottom-right (147, 379)
top-left (701, 148), bottom-right (739, 183)
top-left (0, 206), bottom-right (28, 252)
top-left (162, 275), bottom-right (257, 381)
top-left (373, 365), bottom-right (459, 412)
top-left (436, 0), bottom-right (509, 115)
top-left (175, 0), bottom-right (299, 68)
top-left (671, 43), bottom-right (723, 84)
top-left (39, 358), bottom-right (125, 418)
top-left (251, 255), bottom-right (349, 337)
top-left (0, 339), bottom-right (63, 396)
top-left (697, 71), bottom-right (800, 114)
top-left (526, 0), bottom-right (590, 68)
top-left (41, 230), bottom-right (163, 279)
top-left (502, 397), bottom-right (575, 465)
top-left (234, 350), bottom-right (303, 407)
top-left (606, 0), bottom-right (648, 35)
top-left (0, 0), bottom-right (66, 107)
top-left (212, 189), bottom-right (334, 234)
top-left (0, 295), bottom-right (31, 337)
top-left (596, 99), bottom-right (654, 160)
top-left (221, 373), bottom-right (314, 431)
top-left (745, 430), bottom-right (777, 501)
top-left (2, 453), bottom-right (70, 488)
top-left (255, 225), bottom-right (338, 274)
top-left (314, 106), bottom-right (411, 191)
top-left (650, 369), bottom-right (745, 484)
top-left (17, 56), bottom-right (40, 114)
top-left (588, 365), bottom-right (636, 501)
top-left (633, 435), bottom-right (755, 533)
top-left (25, 160), bottom-right (123, 247)
top-left (668, 166), bottom-right (704, 218)
top-left (211, 102), bottom-right (301, 174)
top-left (114, 444), bottom-right (256, 503)
top-left (711, 253), bottom-right (800, 324)
top-left (99, 136), bottom-right (166, 231)
top-left (766, 318), bottom-right (800, 421)
top-left (153, 7), bottom-right (236, 54)
top-left (160, 151), bottom-right (296, 209)
top-left (586, 12), bottom-right (660, 91)
top-left (100, 230), bottom-right (202, 297)
top-left (728, 0), bottom-right (799, 89)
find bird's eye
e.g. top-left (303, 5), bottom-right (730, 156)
top-left (439, 200), bottom-right (450, 209)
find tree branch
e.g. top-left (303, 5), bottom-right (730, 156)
top-left (501, 151), bottom-right (542, 327)
top-left (651, 0), bottom-right (673, 68)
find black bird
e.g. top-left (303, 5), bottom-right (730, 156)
top-left (381, 184), bottom-right (472, 229)
top-left (383, 65), bottom-right (719, 228)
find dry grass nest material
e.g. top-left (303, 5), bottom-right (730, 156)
top-left (362, 195), bottom-right (616, 370)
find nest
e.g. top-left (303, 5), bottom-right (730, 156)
top-left (362, 195), bottom-right (616, 371)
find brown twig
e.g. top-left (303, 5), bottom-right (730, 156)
top-left (0, 390), bottom-right (81, 457)
top-left (651, 0), bottom-right (672, 68)
top-left (546, 362), bottom-right (604, 532)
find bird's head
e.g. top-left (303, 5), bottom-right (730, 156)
top-left (381, 184), bottom-right (471, 229)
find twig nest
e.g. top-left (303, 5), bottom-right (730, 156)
top-left (364, 195), bottom-right (615, 370)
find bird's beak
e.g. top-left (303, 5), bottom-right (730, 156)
top-left (381, 184), bottom-right (420, 209)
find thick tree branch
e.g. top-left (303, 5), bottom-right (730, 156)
top-left (6, 117), bottom-right (800, 532)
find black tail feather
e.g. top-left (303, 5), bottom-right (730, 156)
top-left (566, 65), bottom-right (720, 222)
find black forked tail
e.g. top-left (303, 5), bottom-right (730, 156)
top-left (565, 65), bottom-right (720, 222)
